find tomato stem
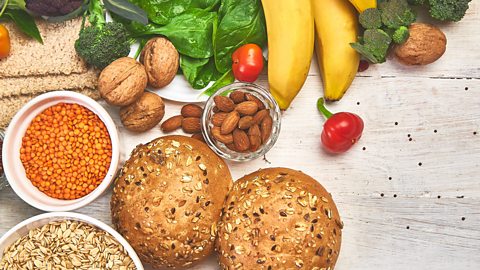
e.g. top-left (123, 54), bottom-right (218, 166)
top-left (317, 98), bottom-right (333, 119)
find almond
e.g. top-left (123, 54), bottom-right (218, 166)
top-left (225, 143), bottom-right (237, 152)
top-left (182, 117), bottom-right (201, 134)
top-left (235, 101), bottom-right (258, 116)
top-left (181, 104), bottom-right (204, 118)
top-left (191, 133), bottom-right (206, 143)
top-left (221, 111), bottom-right (240, 135)
top-left (260, 115), bottom-right (273, 143)
top-left (253, 109), bottom-right (269, 124)
top-left (238, 116), bottom-right (254, 130)
top-left (212, 126), bottom-right (234, 144)
top-left (212, 112), bottom-right (228, 127)
top-left (233, 129), bottom-right (250, 152)
top-left (229, 90), bottom-right (245, 104)
top-left (213, 106), bottom-right (220, 113)
top-left (161, 115), bottom-right (183, 132)
top-left (214, 96), bottom-right (235, 112)
top-left (248, 125), bottom-right (262, 152)
top-left (245, 93), bottom-right (266, 110)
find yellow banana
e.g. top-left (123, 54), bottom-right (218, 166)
top-left (348, 0), bottom-right (377, 13)
top-left (313, 0), bottom-right (360, 102)
top-left (261, 0), bottom-right (314, 110)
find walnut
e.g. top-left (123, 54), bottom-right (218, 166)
top-left (98, 57), bottom-right (147, 106)
top-left (394, 23), bottom-right (447, 66)
top-left (120, 92), bottom-right (165, 132)
top-left (140, 37), bottom-right (179, 88)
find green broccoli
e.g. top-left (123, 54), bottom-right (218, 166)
top-left (351, 29), bottom-right (392, 64)
top-left (359, 8), bottom-right (383, 29)
top-left (428, 0), bottom-right (472, 22)
top-left (379, 0), bottom-right (416, 29)
top-left (74, 0), bottom-right (130, 69)
top-left (392, 26), bottom-right (409, 44)
top-left (407, 0), bottom-right (425, 5)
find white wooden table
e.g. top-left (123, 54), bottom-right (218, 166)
top-left (1, 3), bottom-right (480, 269)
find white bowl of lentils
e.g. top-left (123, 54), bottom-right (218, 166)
top-left (0, 212), bottom-right (143, 270)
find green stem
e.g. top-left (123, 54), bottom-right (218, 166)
top-left (317, 98), bottom-right (333, 119)
top-left (0, 0), bottom-right (10, 17)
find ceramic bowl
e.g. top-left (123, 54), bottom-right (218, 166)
top-left (0, 212), bottom-right (144, 269)
top-left (2, 91), bottom-right (120, 212)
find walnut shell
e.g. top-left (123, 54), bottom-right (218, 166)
top-left (140, 37), bottom-right (179, 88)
top-left (394, 23), bottom-right (447, 66)
top-left (98, 57), bottom-right (147, 106)
top-left (120, 92), bottom-right (165, 132)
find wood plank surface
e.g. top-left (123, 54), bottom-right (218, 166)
top-left (1, 1), bottom-right (480, 269)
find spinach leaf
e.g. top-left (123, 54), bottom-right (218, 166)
top-left (180, 56), bottom-right (211, 89)
top-left (213, 0), bottom-right (267, 73)
top-left (3, 9), bottom-right (43, 43)
top-left (129, 0), bottom-right (220, 25)
top-left (138, 9), bottom-right (216, 58)
top-left (104, 0), bottom-right (148, 25)
top-left (202, 70), bottom-right (234, 96)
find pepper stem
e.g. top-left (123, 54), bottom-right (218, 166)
top-left (317, 98), bottom-right (333, 119)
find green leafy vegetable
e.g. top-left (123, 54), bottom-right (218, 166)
top-left (180, 56), bottom-right (216, 89)
top-left (202, 70), bottom-right (235, 96)
top-left (137, 9), bottom-right (217, 58)
top-left (213, 0), bottom-right (267, 73)
top-left (103, 0), bottom-right (147, 25)
top-left (2, 9), bottom-right (43, 43)
top-left (128, 0), bottom-right (220, 25)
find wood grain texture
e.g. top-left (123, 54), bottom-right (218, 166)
top-left (1, 2), bottom-right (480, 269)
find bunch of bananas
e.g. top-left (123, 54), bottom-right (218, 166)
top-left (262, 0), bottom-right (376, 109)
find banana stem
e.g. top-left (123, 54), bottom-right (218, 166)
top-left (317, 98), bottom-right (333, 119)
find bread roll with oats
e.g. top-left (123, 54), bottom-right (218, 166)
top-left (216, 168), bottom-right (343, 269)
top-left (111, 135), bottom-right (233, 269)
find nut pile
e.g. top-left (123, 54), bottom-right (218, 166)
top-left (161, 103), bottom-right (205, 141)
top-left (211, 91), bottom-right (272, 152)
top-left (20, 103), bottom-right (112, 200)
top-left (0, 220), bottom-right (136, 270)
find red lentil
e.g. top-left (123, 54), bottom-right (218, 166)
top-left (20, 103), bottom-right (112, 200)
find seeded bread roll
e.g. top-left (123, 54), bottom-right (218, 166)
top-left (111, 135), bottom-right (233, 269)
top-left (216, 168), bottom-right (343, 270)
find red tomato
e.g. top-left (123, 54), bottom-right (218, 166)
top-left (317, 98), bottom-right (364, 154)
top-left (232, 43), bottom-right (264, 82)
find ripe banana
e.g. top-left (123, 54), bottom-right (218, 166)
top-left (348, 0), bottom-right (377, 13)
top-left (261, 0), bottom-right (314, 110)
top-left (313, 0), bottom-right (360, 102)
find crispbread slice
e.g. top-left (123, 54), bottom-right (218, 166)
top-left (0, 88), bottom-right (100, 129)
top-left (0, 69), bottom-right (99, 98)
top-left (0, 18), bottom-right (88, 77)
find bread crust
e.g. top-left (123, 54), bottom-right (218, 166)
top-left (216, 168), bottom-right (343, 270)
top-left (111, 135), bottom-right (233, 269)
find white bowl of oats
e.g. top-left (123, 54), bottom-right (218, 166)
top-left (0, 212), bottom-right (143, 270)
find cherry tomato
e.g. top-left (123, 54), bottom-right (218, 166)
top-left (232, 43), bottom-right (264, 82)
top-left (0, 24), bottom-right (11, 59)
top-left (317, 98), bottom-right (364, 154)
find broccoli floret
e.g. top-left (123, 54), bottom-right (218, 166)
top-left (351, 29), bottom-right (392, 64)
top-left (407, 0), bottom-right (426, 5)
top-left (428, 0), bottom-right (472, 22)
top-left (379, 0), bottom-right (416, 29)
top-left (359, 8), bottom-right (383, 29)
top-left (392, 26), bottom-right (410, 44)
top-left (74, 0), bottom-right (130, 69)
top-left (26, 0), bottom-right (83, 16)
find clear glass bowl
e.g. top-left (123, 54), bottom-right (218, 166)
top-left (201, 83), bottom-right (281, 162)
